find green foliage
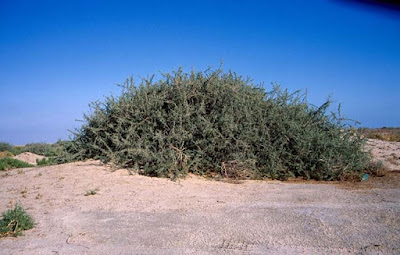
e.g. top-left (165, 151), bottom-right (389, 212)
top-left (0, 158), bottom-right (33, 171)
top-left (0, 141), bottom-right (68, 157)
top-left (0, 142), bottom-right (16, 154)
top-left (17, 142), bottom-right (61, 157)
top-left (36, 157), bottom-right (56, 166)
top-left (54, 140), bottom-right (76, 163)
top-left (0, 204), bottom-right (34, 237)
top-left (65, 67), bottom-right (371, 181)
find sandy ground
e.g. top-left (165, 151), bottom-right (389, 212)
top-left (0, 140), bottom-right (399, 254)
top-left (366, 139), bottom-right (400, 172)
top-left (13, 152), bottom-right (45, 165)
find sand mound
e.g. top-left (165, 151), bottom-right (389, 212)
top-left (366, 139), bottom-right (400, 171)
top-left (13, 152), bottom-right (45, 165)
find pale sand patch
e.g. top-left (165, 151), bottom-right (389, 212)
top-left (13, 152), bottom-right (45, 165)
top-left (366, 139), bottom-right (400, 171)
top-left (0, 141), bottom-right (399, 254)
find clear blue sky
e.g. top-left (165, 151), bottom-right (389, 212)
top-left (0, 0), bottom-right (399, 145)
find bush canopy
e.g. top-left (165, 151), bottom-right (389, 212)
top-left (64, 67), bottom-right (370, 181)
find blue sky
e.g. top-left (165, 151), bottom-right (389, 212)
top-left (0, 0), bottom-right (399, 145)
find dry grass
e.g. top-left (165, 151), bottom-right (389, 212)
top-left (84, 188), bottom-right (99, 196)
top-left (362, 128), bottom-right (400, 142)
top-left (336, 171), bottom-right (400, 190)
top-left (0, 151), bottom-right (14, 159)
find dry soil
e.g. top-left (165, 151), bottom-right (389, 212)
top-left (12, 152), bottom-right (45, 166)
top-left (0, 139), bottom-right (399, 254)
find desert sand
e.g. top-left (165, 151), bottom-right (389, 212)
top-left (12, 152), bottom-right (45, 166)
top-left (0, 139), bottom-right (399, 254)
top-left (366, 139), bottom-right (400, 172)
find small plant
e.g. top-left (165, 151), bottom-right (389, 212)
top-left (0, 204), bottom-right (34, 238)
top-left (84, 188), bottom-right (99, 196)
top-left (36, 158), bottom-right (56, 166)
top-left (366, 161), bottom-right (387, 177)
top-left (34, 172), bottom-right (42, 177)
top-left (0, 158), bottom-right (33, 171)
top-left (21, 188), bottom-right (28, 198)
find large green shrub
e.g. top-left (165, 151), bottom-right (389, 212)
top-left (65, 68), bottom-right (371, 180)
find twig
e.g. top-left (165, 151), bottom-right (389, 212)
top-left (66, 233), bottom-right (89, 249)
top-left (222, 162), bottom-right (227, 177)
top-left (66, 234), bottom-right (72, 244)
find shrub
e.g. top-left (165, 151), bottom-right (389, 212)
top-left (54, 140), bottom-right (75, 163)
top-left (366, 160), bottom-right (388, 177)
top-left (36, 157), bottom-right (56, 166)
top-left (369, 132), bottom-right (400, 142)
top-left (0, 142), bottom-right (16, 154)
top-left (64, 67), bottom-right (372, 181)
top-left (0, 151), bottom-right (14, 159)
top-left (0, 204), bottom-right (34, 237)
top-left (0, 158), bottom-right (33, 171)
top-left (18, 143), bottom-right (58, 157)
top-left (7, 141), bottom-right (68, 158)
top-left (360, 128), bottom-right (400, 142)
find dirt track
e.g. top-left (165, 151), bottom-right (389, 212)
top-left (1, 140), bottom-right (400, 254)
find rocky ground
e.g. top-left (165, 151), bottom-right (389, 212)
top-left (0, 139), bottom-right (399, 254)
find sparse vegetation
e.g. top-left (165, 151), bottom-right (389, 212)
top-left (85, 188), bottom-right (99, 196)
top-left (0, 140), bottom-right (69, 168)
top-left (0, 142), bottom-right (15, 154)
top-left (0, 204), bottom-right (34, 238)
top-left (361, 127), bottom-right (400, 142)
top-left (0, 158), bottom-right (33, 171)
top-left (63, 67), bottom-right (372, 181)
top-left (366, 160), bottom-right (388, 177)
top-left (0, 151), bottom-right (14, 159)
top-left (21, 188), bottom-right (28, 198)
top-left (16, 142), bottom-right (66, 157)
top-left (36, 157), bottom-right (56, 166)
top-left (0, 140), bottom-right (70, 158)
